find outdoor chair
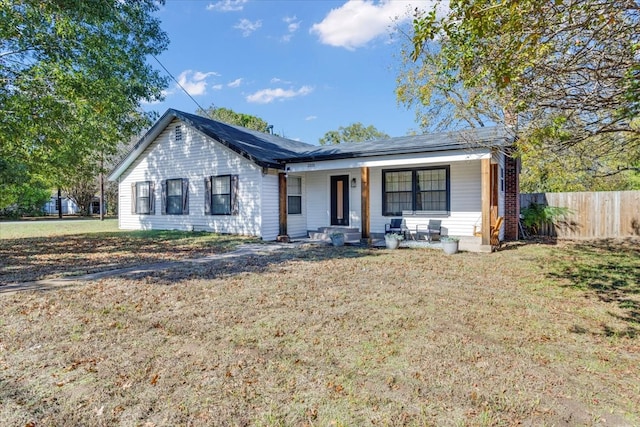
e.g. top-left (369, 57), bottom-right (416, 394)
top-left (473, 216), bottom-right (504, 248)
top-left (490, 216), bottom-right (504, 248)
top-left (385, 218), bottom-right (409, 239)
top-left (416, 219), bottom-right (441, 242)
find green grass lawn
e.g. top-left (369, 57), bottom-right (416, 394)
top-left (0, 228), bottom-right (638, 426)
top-left (0, 218), bottom-right (120, 239)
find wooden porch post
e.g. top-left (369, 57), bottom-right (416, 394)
top-left (481, 158), bottom-right (491, 246)
top-left (360, 167), bottom-right (370, 239)
top-left (277, 172), bottom-right (289, 242)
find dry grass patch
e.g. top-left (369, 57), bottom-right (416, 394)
top-left (0, 239), bottom-right (638, 426)
top-left (0, 228), bottom-right (256, 284)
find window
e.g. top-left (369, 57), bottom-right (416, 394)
top-left (166, 179), bottom-right (182, 214)
top-left (205, 175), bottom-right (238, 215)
top-left (175, 125), bottom-right (182, 141)
top-left (416, 169), bottom-right (447, 211)
top-left (132, 181), bottom-right (154, 215)
top-left (161, 178), bottom-right (189, 215)
top-left (382, 166), bottom-right (450, 216)
top-left (383, 171), bottom-right (413, 215)
top-left (500, 166), bottom-right (505, 192)
top-left (287, 176), bottom-right (302, 215)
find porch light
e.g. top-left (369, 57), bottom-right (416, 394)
top-left (351, 177), bottom-right (357, 188)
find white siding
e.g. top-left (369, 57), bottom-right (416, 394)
top-left (304, 170), bottom-right (361, 232)
top-left (118, 119), bottom-right (267, 237)
top-left (261, 173), bottom-right (280, 241)
top-left (287, 174), bottom-right (308, 238)
top-left (305, 171), bottom-right (328, 231)
top-left (369, 161), bottom-right (483, 237)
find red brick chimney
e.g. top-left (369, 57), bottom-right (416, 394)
top-left (503, 148), bottom-right (520, 240)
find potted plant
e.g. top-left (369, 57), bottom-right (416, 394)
top-left (384, 232), bottom-right (404, 249)
top-left (440, 236), bottom-right (460, 255)
top-left (329, 232), bottom-right (345, 247)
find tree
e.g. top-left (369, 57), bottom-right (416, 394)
top-left (0, 158), bottom-right (50, 217)
top-left (196, 105), bottom-right (271, 132)
top-left (319, 123), bottom-right (390, 145)
top-left (0, 0), bottom-right (169, 209)
top-left (398, 0), bottom-right (640, 190)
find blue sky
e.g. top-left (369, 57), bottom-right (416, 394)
top-left (144, 0), bottom-right (437, 144)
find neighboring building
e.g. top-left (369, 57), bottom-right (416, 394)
top-left (43, 195), bottom-right (80, 215)
top-left (43, 195), bottom-right (105, 216)
top-left (108, 109), bottom-right (519, 252)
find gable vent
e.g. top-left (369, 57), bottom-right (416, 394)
top-left (175, 125), bottom-right (182, 141)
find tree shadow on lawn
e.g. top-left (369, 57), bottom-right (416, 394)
top-left (121, 244), bottom-right (378, 286)
top-left (545, 238), bottom-right (640, 338)
top-left (0, 231), bottom-right (253, 284)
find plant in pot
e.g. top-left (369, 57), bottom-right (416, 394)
top-left (440, 236), bottom-right (460, 255)
top-left (384, 232), bottom-right (404, 249)
top-left (329, 232), bottom-right (345, 247)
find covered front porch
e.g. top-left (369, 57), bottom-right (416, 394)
top-left (276, 151), bottom-right (504, 253)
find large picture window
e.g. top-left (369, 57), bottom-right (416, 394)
top-left (287, 176), bottom-right (302, 215)
top-left (205, 175), bottom-right (239, 215)
top-left (132, 181), bottom-right (154, 215)
top-left (161, 178), bottom-right (189, 215)
top-left (382, 166), bottom-right (450, 216)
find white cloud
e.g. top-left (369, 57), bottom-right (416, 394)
top-left (246, 86), bottom-right (314, 104)
top-left (234, 19), bottom-right (262, 37)
top-left (281, 15), bottom-right (301, 42)
top-left (227, 78), bottom-right (243, 88)
top-left (305, 115), bottom-right (318, 121)
top-left (310, 0), bottom-right (433, 50)
top-left (176, 70), bottom-right (219, 96)
top-left (212, 84), bottom-right (223, 90)
top-left (270, 77), bottom-right (292, 84)
top-left (206, 0), bottom-right (247, 12)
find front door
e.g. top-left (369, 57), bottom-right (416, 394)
top-left (330, 175), bottom-right (349, 226)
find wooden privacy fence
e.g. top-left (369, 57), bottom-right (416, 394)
top-left (520, 191), bottom-right (640, 239)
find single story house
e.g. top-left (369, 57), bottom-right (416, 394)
top-left (108, 109), bottom-right (520, 252)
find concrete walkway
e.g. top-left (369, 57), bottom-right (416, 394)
top-left (0, 242), bottom-right (303, 295)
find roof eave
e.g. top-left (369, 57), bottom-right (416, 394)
top-left (171, 110), bottom-right (285, 170)
top-left (107, 110), bottom-right (178, 181)
top-left (281, 140), bottom-right (505, 164)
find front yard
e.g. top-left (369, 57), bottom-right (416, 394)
top-left (0, 224), bottom-right (638, 426)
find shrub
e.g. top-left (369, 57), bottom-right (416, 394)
top-left (521, 202), bottom-right (571, 236)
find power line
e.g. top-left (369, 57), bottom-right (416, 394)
top-left (151, 54), bottom-right (206, 112)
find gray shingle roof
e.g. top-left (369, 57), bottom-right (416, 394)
top-left (284, 126), bottom-right (515, 163)
top-left (172, 109), bottom-right (315, 168)
top-left (109, 109), bottom-right (315, 180)
top-left (109, 109), bottom-right (515, 181)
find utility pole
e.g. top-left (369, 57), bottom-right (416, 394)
top-left (57, 188), bottom-right (62, 219)
top-left (99, 152), bottom-right (105, 221)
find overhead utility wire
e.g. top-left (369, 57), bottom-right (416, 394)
top-left (151, 54), bottom-right (206, 112)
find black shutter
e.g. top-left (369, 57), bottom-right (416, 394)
top-left (149, 181), bottom-right (156, 214)
top-left (182, 178), bottom-right (189, 215)
top-left (231, 175), bottom-right (239, 215)
top-left (204, 177), bottom-right (212, 215)
top-left (161, 180), bottom-right (167, 215)
top-left (131, 183), bottom-right (137, 214)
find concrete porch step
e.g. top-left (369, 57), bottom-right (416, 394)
top-left (309, 227), bottom-right (361, 243)
top-left (317, 226), bottom-right (360, 234)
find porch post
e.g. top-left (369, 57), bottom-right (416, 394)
top-left (360, 167), bottom-right (370, 239)
top-left (277, 172), bottom-right (289, 242)
top-left (481, 158), bottom-right (491, 246)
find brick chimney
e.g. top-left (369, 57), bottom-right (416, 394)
top-left (503, 148), bottom-right (520, 240)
